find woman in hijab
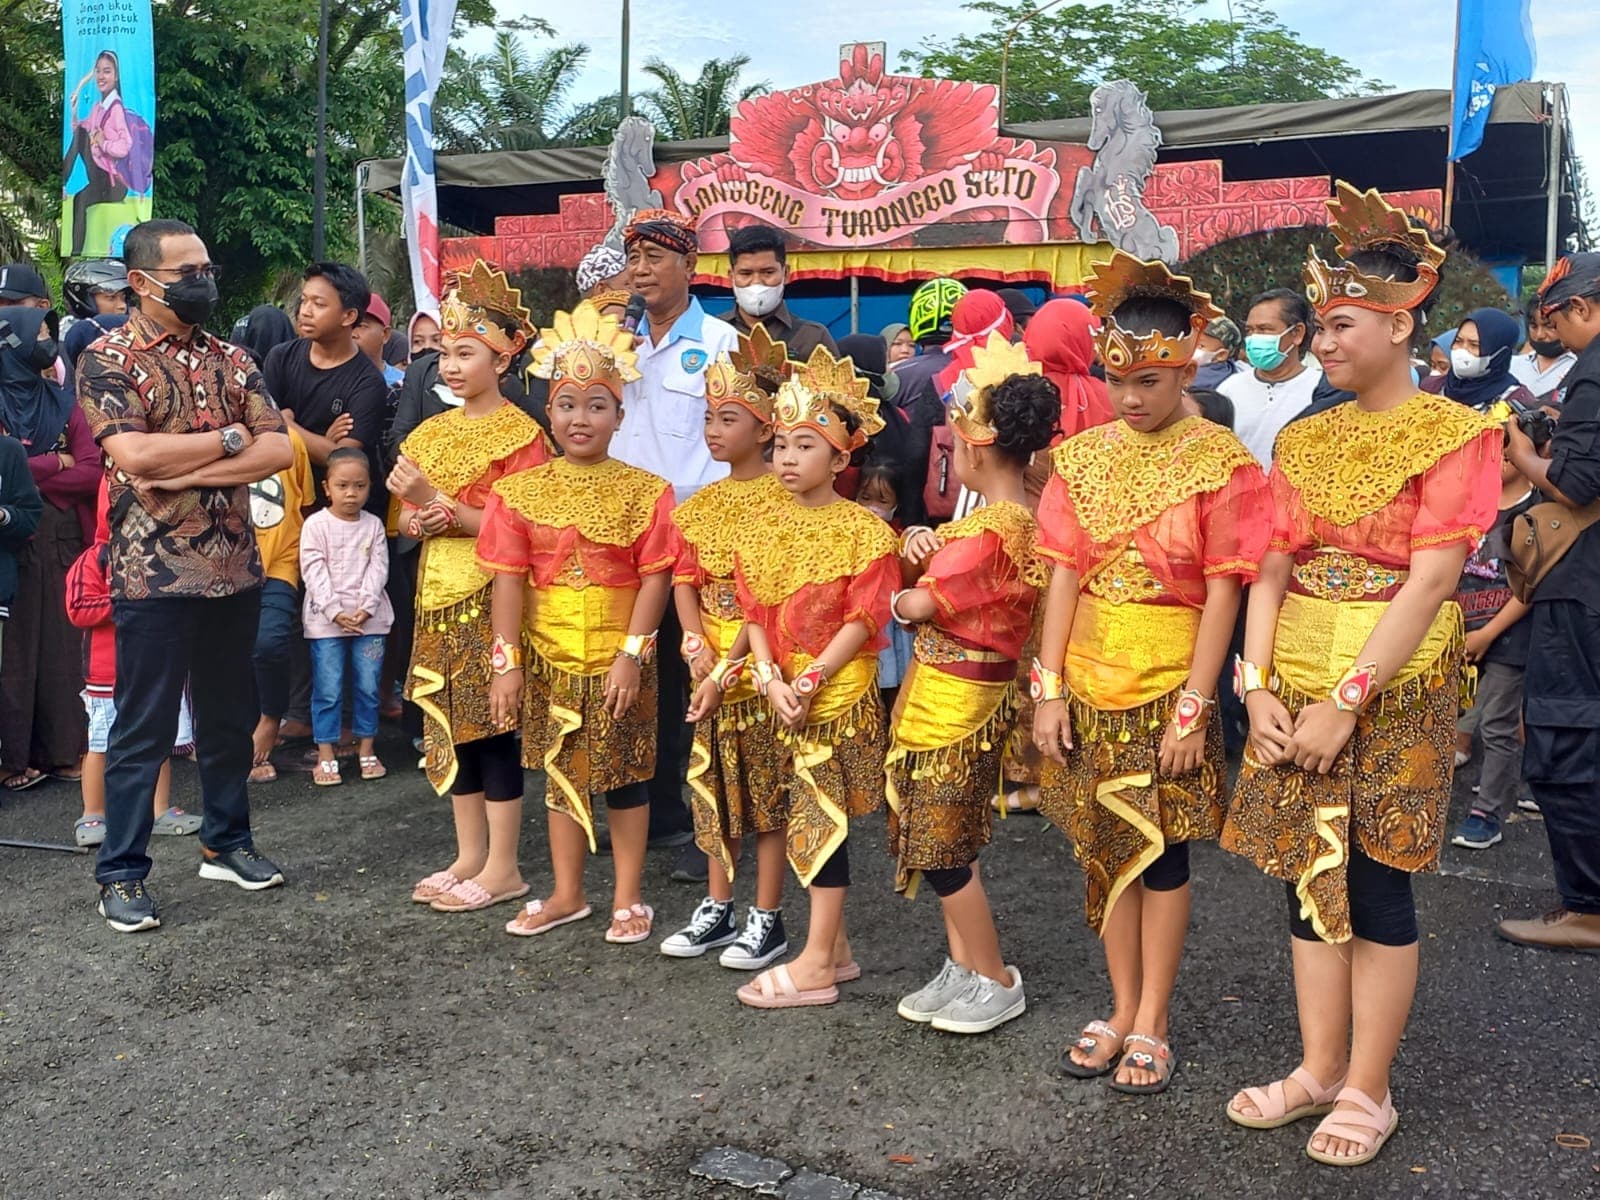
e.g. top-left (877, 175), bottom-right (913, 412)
top-left (1024, 298), bottom-right (1113, 439)
top-left (0, 305), bottom-right (94, 788)
top-left (229, 304), bottom-right (296, 369)
top-left (1424, 307), bottom-right (1536, 411)
top-left (882, 322), bottom-right (916, 366)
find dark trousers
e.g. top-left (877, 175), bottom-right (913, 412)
top-left (387, 543), bottom-right (422, 739)
top-left (252, 578), bottom-right (299, 719)
top-left (96, 590), bottom-right (262, 884)
top-left (1524, 601), bottom-right (1600, 914)
top-left (646, 604), bottom-right (693, 835)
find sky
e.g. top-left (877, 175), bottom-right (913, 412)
top-left (505, 0), bottom-right (1596, 174)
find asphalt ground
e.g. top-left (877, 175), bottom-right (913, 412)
top-left (1, 731), bottom-right (1596, 1200)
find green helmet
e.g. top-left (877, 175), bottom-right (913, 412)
top-left (908, 277), bottom-right (967, 343)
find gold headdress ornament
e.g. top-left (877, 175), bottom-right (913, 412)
top-left (705, 322), bottom-right (790, 423)
top-left (440, 259), bottom-right (534, 356)
top-left (949, 332), bottom-right (1041, 446)
top-left (774, 344), bottom-right (883, 453)
top-left (1085, 250), bottom-right (1223, 374)
top-left (1303, 181), bottom-right (1447, 315)
top-left (588, 287), bottom-right (634, 314)
top-left (528, 300), bottom-right (641, 397)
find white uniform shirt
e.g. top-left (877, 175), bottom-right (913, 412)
top-left (1219, 363), bottom-right (1324, 466)
top-left (615, 298), bottom-right (740, 501)
top-left (1509, 350), bottom-right (1577, 403)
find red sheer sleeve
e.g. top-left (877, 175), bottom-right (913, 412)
top-left (1036, 473), bottom-right (1081, 570)
top-left (475, 491), bottom-right (533, 576)
top-left (1199, 461), bottom-right (1272, 582)
top-left (672, 535), bottom-right (704, 589)
top-left (920, 530), bottom-right (1009, 621)
top-left (634, 486), bottom-right (680, 576)
top-left (1265, 464), bottom-right (1310, 556)
top-left (844, 552), bottom-right (897, 642)
top-left (1411, 428), bottom-right (1503, 552)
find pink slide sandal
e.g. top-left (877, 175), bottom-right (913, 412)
top-left (1228, 1066), bottom-right (1348, 1130)
top-left (1305, 1087), bottom-right (1399, 1167)
top-left (737, 964), bottom-right (840, 1009)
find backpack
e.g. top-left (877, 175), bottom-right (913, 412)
top-left (110, 99), bottom-right (155, 194)
top-left (922, 424), bottom-right (958, 522)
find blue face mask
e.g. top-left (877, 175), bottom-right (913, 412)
top-left (1244, 330), bottom-right (1294, 372)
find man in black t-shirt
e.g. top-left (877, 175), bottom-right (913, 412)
top-left (262, 262), bottom-right (388, 516)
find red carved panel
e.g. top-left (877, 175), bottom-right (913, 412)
top-left (1146, 160), bottom-right (1222, 209)
top-left (560, 192), bottom-right (612, 233)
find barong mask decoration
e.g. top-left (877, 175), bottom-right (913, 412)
top-left (528, 300), bottom-right (642, 397)
top-left (774, 344), bottom-right (884, 453)
top-left (949, 332), bottom-right (1041, 446)
top-left (705, 322), bottom-right (790, 423)
top-left (440, 260), bottom-right (534, 357)
top-left (1303, 181), bottom-right (1446, 316)
top-left (1086, 250), bottom-right (1222, 373)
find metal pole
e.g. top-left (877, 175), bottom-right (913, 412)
top-left (1545, 85), bottom-right (1564, 270)
top-left (619, 0), bottom-right (631, 120)
top-left (355, 163), bottom-right (368, 274)
top-left (312, 0), bottom-right (330, 259)
top-left (1443, 0), bottom-right (1461, 228)
top-left (849, 274), bottom-right (859, 334)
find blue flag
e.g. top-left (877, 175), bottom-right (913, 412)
top-left (1450, 0), bottom-right (1536, 161)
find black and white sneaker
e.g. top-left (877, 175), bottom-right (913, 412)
top-left (659, 896), bottom-right (737, 958)
top-left (198, 846), bottom-right (285, 891)
top-left (718, 906), bottom-right (787, 970)
top-left (98, 880), bottom-right (160, 933)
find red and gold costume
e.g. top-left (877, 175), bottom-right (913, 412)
top-left (1037, 253), bottom-right (1271, 932)
top-left (475, 303), bottom-right (679, 850)
top-left (1221, 188), bottom-right (1500, 943)
top-left (400, 262), bottom-right (550, 794)
top-left (887, 335), bottom-right (1049, 895)
top-left (676, 325), bottom-right (795, 880)
top-left (735, 345), bottom-right (896, 886)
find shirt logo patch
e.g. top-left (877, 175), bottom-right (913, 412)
top-left (680, 349), bottom-right (708, 374)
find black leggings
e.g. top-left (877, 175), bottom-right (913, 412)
top-left (605, 782), bottom-right (650, 810)
top-left (924, 863), bottom-right (974, 898)
top-left (453, 732), bottom-right (523, 801)
top-left (1285, 845), bottom-right (1417, 947)
top-left (811, 839), bottom-right (850, 889)
top-left (1144, 841), bottom-right (1190, 892)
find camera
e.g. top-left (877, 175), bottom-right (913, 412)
top-left (1508, 397), bottom-right (1555, 449)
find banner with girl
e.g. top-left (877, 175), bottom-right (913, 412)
top-left (59, 0), bottom-right (156, 259)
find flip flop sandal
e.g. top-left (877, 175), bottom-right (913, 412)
top-left (74, 816), bottom-right (107, 847)
top-left (505, 898), bottom-right (593, 936)
top-left (152, 807), bottom-right (203, 836)
top-left (1228, 1066), bottom-right (1348, 1130)
top-left (249, 762), bottom-right (278, 783)
top-left (359, 756), bottom-right (387, 781)
top-left (834, 961), bottom-right (862, 984)
top-left (737, 964), bottom-right (840, 1010)
top-left (3, 770), bottom-right (45, 792)
top-left (991, 787), bottom-right (1041, 814)
top-left (1107, 1034), bottom-right (1176, 1095)
top-left (428, 878), bottom-right (531, 913)
top-left (605, 902), bottom-right (655, 944)
top-left (1305, 1087), bottom-right (1399, 1167)
top-left (411, 870), bottom-right (461, 903)
top-left (313, 760), bottom-right (342, 787)
top-left (1061, 1019), bottom-right (1124, 1079)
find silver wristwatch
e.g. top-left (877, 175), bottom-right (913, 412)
top-left (220, 426), bottom-right (246, 457)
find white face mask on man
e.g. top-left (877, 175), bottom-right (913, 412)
top-left (1450, 347), bottom-right (1493, 379)
top-left (734, 283), bottom-right (784, 318)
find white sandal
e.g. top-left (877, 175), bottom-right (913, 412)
top-left (313, 759), bottom-right (342, 786)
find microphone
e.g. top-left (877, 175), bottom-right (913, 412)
top-left (621, 294), bottom-right (647, 336)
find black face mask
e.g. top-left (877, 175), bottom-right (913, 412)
top-left (28, 337), bottom-right (59, 371)
top-left (149, 273), bottom-right (219, 328)
top-left (1530, 336), bottom-right (1566, 359)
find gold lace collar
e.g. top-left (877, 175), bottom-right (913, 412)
top-left (936, 501), bottom-right (1043, 584)
top-left (673, 471), bottom-right (790, 579)
top-left (1050, 416), bottom-right (1255, 542)
top-left (490, 457), bottom-right (668, 548)
top-left (400, 403), bottom-right (544, 497)
top-left (1274, 392), bottom-right (1498, 526)
top-left (737, 499), bottom-right (896, 606)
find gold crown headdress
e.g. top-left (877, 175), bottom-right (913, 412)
top-left (705, 323), bottom-right (790, 423)
top-left (528, 300), bottom-right (641, 395)
top-left (1086, 251), bottom-right (1222, 373)
top-left (440, 260), bottom-right (534, 356)
top-left (1303, 181), bottom-right (1446, 315)
top-left (949, 332), bottom-right (1041, 446)
top-left (774, 344), bottom-right (883, 453)
top-left (588, 287), bottom-right (634, 314)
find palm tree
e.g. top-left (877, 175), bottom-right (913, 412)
top-left (636, 56), bottom-right (769, 141)
top-left (435, 33), bottom-right (591, 152)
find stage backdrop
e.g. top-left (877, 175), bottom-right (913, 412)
top-left (59, 0), bottom-right (155, 259)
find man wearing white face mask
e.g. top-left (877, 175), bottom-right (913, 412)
top-left (713, 223), bottom-right (836, 363)
top-left (1219, 288), bottom-right (1323, 465)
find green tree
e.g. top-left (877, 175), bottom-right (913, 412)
top-left (903, 0), bottom-right (1383, 124)
top-left (434, 31), bottom-right (591, 152)
top-left (635, 55), bottom-right (768, 141)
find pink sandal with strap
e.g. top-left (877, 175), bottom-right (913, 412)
top-left (736, 964), bottom-right (840, 1009)
top-left (505, 898), bottom-right (593, 936)
top-left (604, 902), bottom-right (655, 944)
top-left (428, 877), bottom-right (530, 912)
top-left (1228, 1066), bottom-right (1348, 1130)
top-left (1305, 1087), bottom-right (1399, 1167)
top-left (410, 870), bottom-right (460, 903)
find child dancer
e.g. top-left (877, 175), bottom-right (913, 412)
top-left (386, 261), bottom-right (549, 911)
top-left (887, 334), bottom-right (1059, 1034)
top-left (1221, 185), bottom-right (1500, 1166)
top-left (733, 345), bottom-right (897, 1009)
top-left (1032, 252), bottom-right (1269, 1093)
top-left (301, 448), bottom-right (393, 784)
top-left (477, 301), bottom-right (678, 945)
top-left (660, 325), bottom-right (795, 968)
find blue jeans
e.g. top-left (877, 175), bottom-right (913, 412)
top-left (252, 578), bottom-right (299, 719)
top-left (309, 634), bottom-right (385, 746)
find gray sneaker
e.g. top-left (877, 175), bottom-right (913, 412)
top-left (931, 965), bottom-right (1026, 1035)
top-left (896, 957), bottom-right (976, 1023)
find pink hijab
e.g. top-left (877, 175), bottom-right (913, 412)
top-left (935, 290), bottom-right (1014, 396)
top-left (1025, 299), bottom-right (1112, 438)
